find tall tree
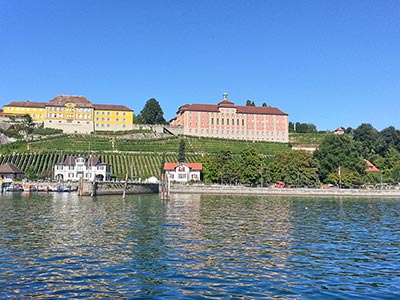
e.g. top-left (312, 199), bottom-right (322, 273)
top-left (239, 147), bottom-right (263, 185)
top-left (140, 98), bottom-right (166, 124)
top-left (268, 150), bottom-right (320, 187)
top-left (178, 139), bottom-right (186, 163)
top-left (353, 123), bottom-right (380, 158)
top-left (313, 134), bottom-right (365, 182)
top-left (246, 100), bottom-right (255, 106)
top-left (289, 122), bottom-right (295, 133)
top-left (378, 126), bottom-right (400, 155)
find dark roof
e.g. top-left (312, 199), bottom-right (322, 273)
top-left (5, 101), bottom-right (46, 108)
top-left (93, 104), bottom-right (133, 112)
top-left (0, 162), bottom-right (24, 174)
top-left (58, 156), bottom-right (107, 167)
top-left (48, 95), bottom-right (94, 108)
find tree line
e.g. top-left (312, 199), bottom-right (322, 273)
top-left (199, 123), bottom-right (400, 188)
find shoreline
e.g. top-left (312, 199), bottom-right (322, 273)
top-left (170, 184), bottom-right (400, 198)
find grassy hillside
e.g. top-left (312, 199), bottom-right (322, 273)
top-left (0, 133), bottom-right (325, 180)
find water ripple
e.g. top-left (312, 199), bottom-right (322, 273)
top-left (0, 193), bottom-right (399, 299)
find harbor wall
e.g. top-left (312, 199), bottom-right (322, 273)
top-left (170, 183), bottom-right (400, 197)
top-left (79, 181), bottom-right (159, 196)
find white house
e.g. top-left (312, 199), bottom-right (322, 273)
top-left (163, 162), bottom-right (202, 183)
top-left (54, 156), bottom-right (110, 182)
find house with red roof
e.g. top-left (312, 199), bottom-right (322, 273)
top-left (163, 162), bottom-right (202, 183)
top-left (169, 93), bottom-right (289, 142)
top-left (365, 160), bottom-right (380, 173)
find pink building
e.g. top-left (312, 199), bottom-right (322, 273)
top-left (170, 93), bottom-right (289, 142)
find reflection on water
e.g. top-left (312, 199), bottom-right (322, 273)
top-left (0, 192), bottom-right (399, 299)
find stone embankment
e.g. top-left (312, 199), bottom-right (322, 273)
top-left (78, 181), bottom-right (159, 196)
top-left (170, 184), bottom-right (400, 197)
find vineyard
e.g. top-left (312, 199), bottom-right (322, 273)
top-left (23, 134), bottom-right (290, 155)
top-left (0, 151), bottom-right (202, 180)
top-left (0, 133), bottom-right (306, 180)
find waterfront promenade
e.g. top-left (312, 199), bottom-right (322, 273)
top-left (170, 183), bottom-right (400, 197)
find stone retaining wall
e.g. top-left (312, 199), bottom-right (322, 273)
top-left (170, 184), bottom-right (400, 197)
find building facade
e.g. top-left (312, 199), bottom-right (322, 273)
top-left (3, 95), bottom-right (133, 134)
top-left (54, 155), bottom-right (110, 182)
top-left (170, 93), bottom-right (289, 142)
top-left (164, 162), bottom-right (202, 182)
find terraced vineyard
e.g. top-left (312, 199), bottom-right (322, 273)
top-left (0, 151), bottom-right (201, 180)
top-left (0, 133), bottom-right (318, 180)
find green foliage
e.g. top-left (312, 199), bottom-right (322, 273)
top-left (139, 98), bottom-right (166, 124)
top-left (239, 147), bottom-right (263, 185)
top-left (326, 168), bottom-right (362, 188)
top-left (353, 123), bottom-right (381, 158)
top-left (294, 122), bottom-right (317, 133)
top-left (33, 128), bottom-right (63, 135)
top-left (246, 100), bottom-right (255, 106)
top-left (0, 141), bottom-right (27, 154)
top-left (313, 134), bottom-right (365, 182)
top-left (268, 150), bottom-right (320, 187)
top-left (178, 139), bottom-right (186, 163)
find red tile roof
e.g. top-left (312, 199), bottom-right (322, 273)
top-left (365, 160), bottom-right (380, 172)
top-left (164, 162), bottom-right (203, 171)
top-left (177, 102), bottom-right (287, 115)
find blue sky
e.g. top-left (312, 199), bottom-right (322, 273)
top-left (1, 0), bottom-right (399, 131)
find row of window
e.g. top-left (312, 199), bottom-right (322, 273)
top-left (48, 107), bottom-right (92, 112)
top-left (96, 117), bottom-right (126, 122)
top-left (96, 124), bottom-right (127, 128)
top-left (6, 107), bottom-right (44, 112)
top-left (96, 111), bottom-right (127, 116)
top-left (56, 166), bottom-right (106, 170)
top-left (48, 113), bottom-right (91, 119)
top-left (188, 128), bottom-right (287, 136)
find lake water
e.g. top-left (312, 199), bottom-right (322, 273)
top-left (0, 192), bottom-right (399, 299)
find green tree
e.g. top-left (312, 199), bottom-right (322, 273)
top-left (246, 100), bottom-right (255, 106)
top-left (378, 126), bottom-right (400, 155)
top-left (288, 122), bottom-right (295, 133)
top-left (268, 150), bottom-right (320, 187)
top-left (202, 150), bottom-right (240, 184)
top-left (178, 139), bottom-right (186, 163)
top-left (326, 167), bottom-right (362, 188)
top-left (139, 98), bottom-right (166, 124)
top-left (239, 147), bottom-right (263, 185)
top-left (313, 134), bottom-right (365, 182)
top-left (134, 113), bottom-right (143, 124)
top-left (201, 154), bottom-right (219, 183)
top-left (353, 123), bottom-right (380, 158)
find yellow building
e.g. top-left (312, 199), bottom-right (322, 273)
top-left (3, 95), bottom-right (134, 134)
top-left (3, 101), bottom-right (46, 122)
top-left (94, 104), bottom-right (134, 131)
